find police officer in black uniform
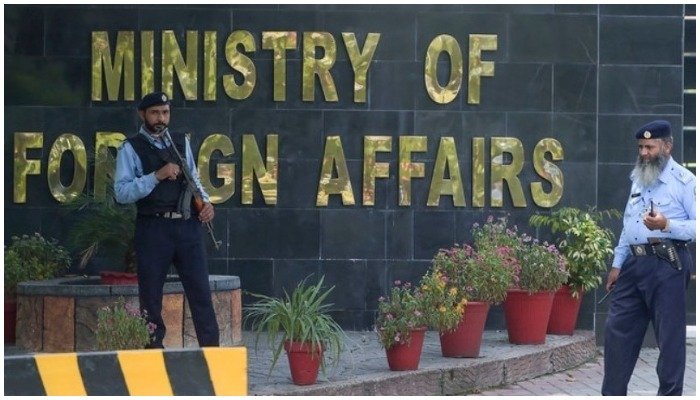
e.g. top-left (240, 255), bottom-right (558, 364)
top-left (114, 92), bottom-right (219, 348)
top-left (602, 120), bottom-right (695, 395)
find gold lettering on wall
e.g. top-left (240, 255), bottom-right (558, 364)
top-left (91, 31), bottom-right (135, 101)
top-left (13, 132), bottom-right (43, 203)
top-left (491, 137), bottom-right (526, 207)
top-left (262, 32), bottom-right (297, 101)
top-left (468, 34), bottom-right (497, 104)
top-left (362, 136), bottom-right (392, 206)
top-left (427, 137), bottom-right (466, 207)
top-left (47, 134), bottom-right (87, 203)
top-left (398, 136), bottom-right (427, 206)
top-left (531, 138), bottom-right (564, 207)
top-left (424, 34), bottom-right (462, 104)
top-left (141, 31), bottom-right (155, 95)
top-left (317, 136), bottom-right (355, 206)
top-left (204, 31), bottom-right (217, 101)
top-left (303, 32), bottom-right (338, 102)
top-left (224, 30), bottom-right (257, 100)
top-left (162, 30), bottom-right (198, 100)
top-left (241, 134), bottom-right (278, 205)
top-left (343, 32), bottom-right (380, 103)
top-left (94, 132), bottom-right (126, 201)
top-left (472, 137), bottom-right (486, 207)
top-left (198, 134), bottom-right (235, 204)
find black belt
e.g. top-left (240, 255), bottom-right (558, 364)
top-left (152, 211), bottom-right (183, 219)
top-left (629, 239), bottom-right (687, 257)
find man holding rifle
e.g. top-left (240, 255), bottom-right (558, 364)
top-left (114, 91), bottom-right (219, 348)
top-left (602, 120), bottom-right (695, 395)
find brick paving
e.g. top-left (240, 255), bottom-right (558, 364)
top-left (479, 327), bottom-right (696, 396)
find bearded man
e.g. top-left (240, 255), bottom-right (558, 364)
top-left (602, 120), bottom-right (696, 395)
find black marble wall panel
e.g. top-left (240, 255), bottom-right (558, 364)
top-left (4, 5), bottom-right (688, 334)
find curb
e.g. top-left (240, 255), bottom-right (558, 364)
top-left (250, 331), bottom-right (597, 396)
top-left (4, 347), bottom-right (247, 396)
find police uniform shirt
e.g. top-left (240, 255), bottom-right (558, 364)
top-left (611, 156), bottom-right (696, 268)
top-left (114, 126), bottom-right (209, 204)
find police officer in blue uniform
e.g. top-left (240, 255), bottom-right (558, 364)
top-left (602, 120), bottom-right (695, 395)
top-left (114, 92), bottom-right (219, 348)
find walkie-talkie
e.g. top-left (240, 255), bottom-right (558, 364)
top-left (649, 198), bottom-right (655, 217)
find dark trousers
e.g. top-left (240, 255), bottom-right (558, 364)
top-left (134, 215), bottom-right (219, 348)
top-left (602, 247), bottom-right (691, 395)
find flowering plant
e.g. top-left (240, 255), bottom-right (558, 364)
top-left (4, 233), bottom-right (71, 299)
top-left (419, 269), bottom-right (467, 332)
top-left (96, 298), bottom-right (155, 351)
top-left (375, 281), bottom-right (429, 349)
top-left (516, 237), bottom-right (569, 293)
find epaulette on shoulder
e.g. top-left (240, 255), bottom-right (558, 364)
top-left (673, 167), bottom-right (695, 185)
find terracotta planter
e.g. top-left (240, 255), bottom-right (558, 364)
top-left (547, 285), bottom-right (583, 335)
top-left (503, 289), bottom-right (555, 345)
top-left (4, 299), bottom-right (17, 344)
top-left (284, 340), bottom-right (324, 385)
top-left (385, 327), bottom-right (427, 371)
top-left (100, 271), bottom-right (138, 285)
top-left (439, 301), bottom-right (490, 358)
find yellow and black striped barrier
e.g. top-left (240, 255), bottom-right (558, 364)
top-left (4, 347), bottom-right (247, 396)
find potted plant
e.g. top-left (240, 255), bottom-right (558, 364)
top-left (529, 207), bottom-right (619, 334)
top-left (375, 280), bottom-right (429, 371)
top-left (424, 241), bottom-right (514, 357)
top-left (245, 276), bottom-right (345, 386)
top-left (96, 297), bottom-right (156, 350)
top-left (504, 236), bottom-right (569, 345)
top-left (67, 176), bottom-right (137, 285)
top-left (4, 233), bottom-right (71, 343)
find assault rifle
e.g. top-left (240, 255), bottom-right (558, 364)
top-left (162, 129), bottom-right (222, 251)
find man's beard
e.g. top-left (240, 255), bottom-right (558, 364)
top-left (631, 152), bottom-right (669, 188)
top-left (145, 121), bottom-right (168, 135)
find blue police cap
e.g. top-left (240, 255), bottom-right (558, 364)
top-left (138, 92), bottom-right (170, 110)
top-left (635, 120), bottom-right (671, 139)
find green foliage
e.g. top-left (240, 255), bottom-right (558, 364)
top-left (516, 240), bottom-right (569, 293)
top-left (67, 178), bottom-right (136, 273)
top-left (244, 276), bottom-right (345, 375)
top-left (96, 298), bottom-right (155, 351)
top-left (419, 269), bottom-right (467, 332)
top-left (375, 281), bottom-right (429, 349)
top-left (4, 233), bottom-right (71, 298)
top-left (529, 207), bottom-right (620, 295)
top-left (472, 216), bottom-right (522, 252)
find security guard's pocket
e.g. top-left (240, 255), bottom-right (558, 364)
top-left (625, 197), bottom-right (643, 217)
top-left (652, 196), bottom-right (672, 215)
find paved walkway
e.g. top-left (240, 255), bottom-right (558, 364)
top-left (245, 327), bottom-right (696, 396)
top-left (479, 327), bottom-right (696, 396)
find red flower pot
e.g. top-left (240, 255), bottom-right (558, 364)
top-left (4, 299), bottom-right (17, 344)
top-left (284, 340), bottom-right (323, 385)
top-left (385, 327), bottom-right (427, 371)
top-left (100, 271), bottom-right (138, 285)
top-left (439, 301), bottom-right (490, 358)
top-left (503, 289), bottom-right (555, 345)
top-left (547, 286), bottom-right (583, 335)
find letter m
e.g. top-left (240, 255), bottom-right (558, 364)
top-left (91, 31), bottom-right (135, 101)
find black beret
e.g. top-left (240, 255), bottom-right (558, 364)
top-left (635, 120), bottom-right (671, 139)
top-left (138, 92), bottom-right (170, 110)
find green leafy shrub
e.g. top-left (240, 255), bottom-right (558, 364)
top-left (516, 238), bottom-right (569, 293)
top-left (245, 276), bottom-right (345, 374)
top-left (4, 233), bottom-right (71, 298)
top-left (529, 207), bottom-right (620, 296)
top-left (96, 298), bottom-right (155, 351)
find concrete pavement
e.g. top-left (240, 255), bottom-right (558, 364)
top-left (245, 327), bottom-right (696, 396)
top-left (478, 326), bottom-right (696, 396)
